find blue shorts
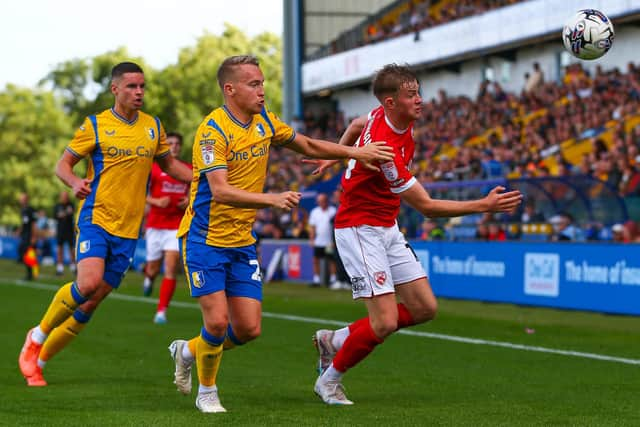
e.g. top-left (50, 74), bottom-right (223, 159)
top-left (180, 236), bottom-right (262, 300)
top-left (76, 223), bottom-right (137, 288)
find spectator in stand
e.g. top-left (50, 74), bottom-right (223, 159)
top-left (286, 207), bottom-right (310, 239)
top-left (549, 213), bottom-right (581, 241)
top-left (308, 193), bottom-right (339, 288)
top-left (53, 191), bottom-right (76, 275)
top-left (419, 218), bottom-right (445, 240)
top-left (520, 200), bottom-right (545, 223)
top-left (617, 157), bottom-right (640, 196)
top-left (487, 222), bottom-right (506, 241)
top-left (611, 223), bottom-right (626, 242)
top-left (622, 220), bottom-right (640, 243)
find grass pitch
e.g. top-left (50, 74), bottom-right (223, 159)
top-left (1, 259), bottom-right (639, 426)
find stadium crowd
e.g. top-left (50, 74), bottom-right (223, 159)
top-left (314, 0), bottom-right (524, 59)
top-left (259, 62), bottom-right (640, 243)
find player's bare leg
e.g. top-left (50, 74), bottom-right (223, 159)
top-left (143, 258), bottom-right (161, 297)
top-left (394, 277), bottom-right (438, 325)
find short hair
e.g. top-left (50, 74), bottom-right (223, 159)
top-left (166, 132), bottom-right (183, 144)
top-left (216, 55), bottom-right (260, 89)
top-left (372, 64), bottom-right (418, 102)
top-left (111, 62), bottom-right (144, 80)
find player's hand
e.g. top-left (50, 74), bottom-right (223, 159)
top-left (484, 186), bottom-right (523, 214)
top-left (358, 159), bottom-right (382, 172)
top-left (271, 191), bottom-right (301, 211)
top-left (301, 159), bottom-right (339, 175)
top-left (72, 178), bottom-right (92, 200)
top-left (177, 196), bottom-right (189, 210)
top-left (156, 196), bottom-right (171, 208)
top-left (354, 141), bottom-right (394, 163)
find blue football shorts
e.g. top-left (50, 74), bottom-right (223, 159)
top-left (180, 236), bottom-right (262, 300)
top-left (75, 223), bottom-right (137, 288)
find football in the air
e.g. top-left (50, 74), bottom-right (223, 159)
top-left (562, 9), bottom-right (615, 60)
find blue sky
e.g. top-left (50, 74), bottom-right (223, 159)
top-left (1, 0), bottom-right (283, 88)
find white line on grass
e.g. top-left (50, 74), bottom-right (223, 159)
top-left (9, 279), bottom-right (640, 366)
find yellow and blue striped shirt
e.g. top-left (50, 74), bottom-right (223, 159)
top-left (67, 108), bottom-right (169, 238)
top-left (178, 105), bottom-right (295, 247)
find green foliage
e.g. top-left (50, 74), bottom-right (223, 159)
top-left (0, 86), bottom-right (73, 225)
top-left (153, 24), bottom-right (283, 160)
top-left (0, 24), bottom-right (282, 227)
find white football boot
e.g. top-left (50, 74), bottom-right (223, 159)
top-left (168, 340), bottom-right (192, 394)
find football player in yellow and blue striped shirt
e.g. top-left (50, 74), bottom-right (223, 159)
top-left (168, 55), bottom-right (394, 413)
top-left (18, 62), bottom-right (193, 387)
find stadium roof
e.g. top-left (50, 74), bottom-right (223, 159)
top-left (302, 0), bottom-right (397, 59)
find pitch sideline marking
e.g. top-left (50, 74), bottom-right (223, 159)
top-left (8, 279), bottom-right (640, 366)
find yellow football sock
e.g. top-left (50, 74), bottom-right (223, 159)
top-left (40, 310), bottom-right (90, 362)
top-left (196, 333), bottom-right (224, 387)
top-left (39, 282), bottom-right (87, 334)
top-left (187, 337), bottom-right (198, 356)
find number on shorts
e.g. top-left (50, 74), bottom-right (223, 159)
top-left (250, 259), bottom-right (261, 281)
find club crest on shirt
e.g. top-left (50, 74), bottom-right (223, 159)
top-left (374, 271), bottom-right (387, 285)
top-left (79, 240), bottom-right (90, 254)
top-left (381, 161), bottom-right (398, 181)
top-left (256, 123), bottom-right (265, 137)
top-left (201, 144), bottom-right (215, 165)
top-left (147, 127), bottom-right (156, 140)
top-left (191, 271), bottom-right (205, 288)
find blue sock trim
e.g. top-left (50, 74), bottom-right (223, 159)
top-left (70, 282), bottom-right (88, 304)
top-left (200, 327), bottom-right (224, 346)
top-left (72, 309), bottom-right (92, 324)
top-left (226, 324), bottom-right (244, 346)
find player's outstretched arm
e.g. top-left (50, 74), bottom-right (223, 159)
top-left (206, 169), bottom-right (301, 211)
top-left (287, 132), bottom-right (394, 164)
top-left (302, 115), bottom-right (368, 175)
top-left (401, 182), bottom-right (523, 218)
top-left (55, 150), bottom-right (92, 200)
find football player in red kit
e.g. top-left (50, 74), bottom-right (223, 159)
top-left (143, 132), bottom-right (192, 324)
top-left (307, 64), bottom-right (522, 404)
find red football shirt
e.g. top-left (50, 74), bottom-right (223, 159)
top-left (145, 161), bottom-right (191, 229)
top-left (335, 106), bottom-right (417, 228)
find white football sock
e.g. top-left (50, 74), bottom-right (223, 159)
top-left (198, 384), bottom-right (217, 394)
top-left (331, 327), bottom-right (350, 350)
top-left (32, 325), bottom-right (48, 344)
top-left (322, 364), bottom-right (343, 382)
top-left (182, 343), bottom-right (194, 364)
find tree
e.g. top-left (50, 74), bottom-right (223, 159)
top-left (153, 24), bottom-right (283, 156)
top-left (41, 48), bottom-right (155, 125)
top-left (0, 24), bottom-right (282, 225)
top-left (0, 86), bottom-right (73, 225)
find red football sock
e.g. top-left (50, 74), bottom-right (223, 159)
top-left (332, 321), bottom-right (384, 373)
top-left (348, 316), bottom-right (370, 333)
top-left (157, 278), bottom-right (176, 312)
top-left (396, 303), bottom-right (415, 329)
top-left (348, 303), bottom-right (415, 334)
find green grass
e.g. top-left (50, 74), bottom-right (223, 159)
top-left (2, 259), bottom-right (640, 426)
